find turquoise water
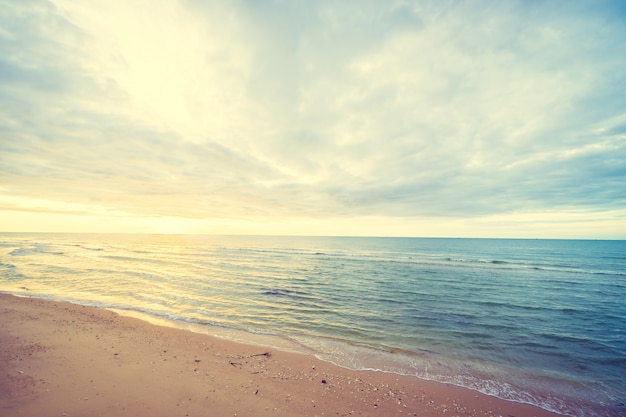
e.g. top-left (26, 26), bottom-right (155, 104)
top-left (1, 233), bottom-right (624, 417)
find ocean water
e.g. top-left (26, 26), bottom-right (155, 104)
top-left (0, 233), bottom-right (624, 417)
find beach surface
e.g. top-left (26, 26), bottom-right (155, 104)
top-left (1, 293), bottom-right (561, 417)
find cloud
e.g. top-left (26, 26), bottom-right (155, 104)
top-left (1, 0), bottom-right (625, 236)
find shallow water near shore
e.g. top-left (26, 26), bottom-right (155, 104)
top-left (1, 233), bottom-right (624, 417)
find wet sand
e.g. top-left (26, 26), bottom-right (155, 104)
top-left (0, 293), bottom-right (561, 417)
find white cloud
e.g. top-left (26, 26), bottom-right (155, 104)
top-left (1, 0), bottom-right (626, 237)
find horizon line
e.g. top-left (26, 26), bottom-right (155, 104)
top-left (1, 231), bottom-right (623, 241)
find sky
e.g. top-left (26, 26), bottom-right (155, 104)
top-left (1, 0), bottom-right (626, 238)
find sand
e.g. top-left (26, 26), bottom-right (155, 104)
top-left (0, 293), bottom-right (561, 417)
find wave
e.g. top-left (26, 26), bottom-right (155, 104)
top-left (262, 288), bottom-right (296, 297)
top-left (0, 262), bottom-right (25, 281)
top-left (102, 255), bottom-right (171, 265)
top-left (78, 245), bottom-right (103, 251)
top-left (290, 332), bottom-right (618, 417)
top-left (10, 246), bottom-right (65, 256)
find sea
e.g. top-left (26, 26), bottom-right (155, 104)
top-left (0, 233), bottom-right (624, 417)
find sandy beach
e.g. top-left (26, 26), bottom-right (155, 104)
top-left (1, 293), bottom-right (561, 417)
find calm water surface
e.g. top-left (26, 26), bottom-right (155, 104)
top-left (1, 233), bottom-right (624, 417)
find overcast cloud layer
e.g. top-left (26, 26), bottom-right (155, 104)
top-left (1, 0), bottom-right (626, 237)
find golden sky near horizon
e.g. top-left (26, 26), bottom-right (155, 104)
top-left (1, 0), bottom-right (626, 238)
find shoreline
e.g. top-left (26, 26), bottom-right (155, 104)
top-left (0, 293), bottom-right (565, 417)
